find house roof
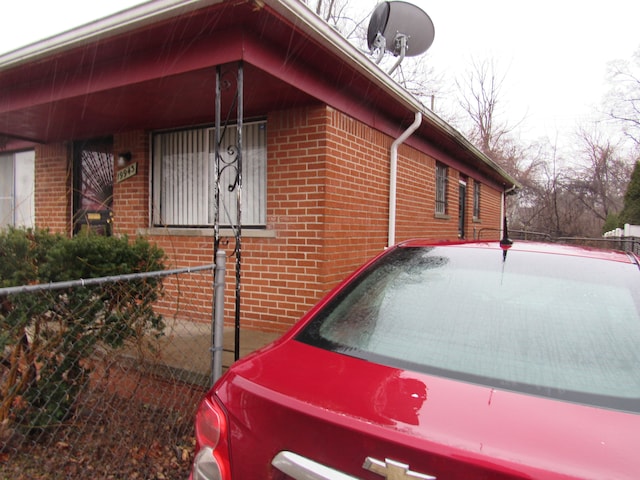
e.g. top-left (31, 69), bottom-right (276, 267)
top-left (0, 0), bottom-right (518, 190)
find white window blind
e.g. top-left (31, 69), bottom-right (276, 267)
top-left (153, 121), bottom-right (266, 227)
top-left (473, 182), bottom-right (481, 219)
top-left (0, 154), bottom-right (14, 226)
top-left (0, 151), bottom-right (35, 228)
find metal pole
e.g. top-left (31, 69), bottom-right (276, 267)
top-left (234, 61), bottom-right (243, 361)
top-left (212, 65), bottom-right (223, 386)
top-left (214, 65), bottom-right (221, 254)
top-left (211, 249), bottom-right (227, 385)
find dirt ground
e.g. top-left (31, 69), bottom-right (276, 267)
top-left (0, 365), bottom-right (204, 479)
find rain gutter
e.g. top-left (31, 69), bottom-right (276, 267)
top-left (388, 112), bottom-right (422, 247)
top-left (266, 0), bottom-right (519, 190)
top-left (0, 0), bottom-right (519, 192)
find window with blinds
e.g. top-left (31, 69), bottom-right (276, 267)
top-left (0, 150), bottom-right (35, 228)
top-left (0, 154), bottom-right (14, 226)
top-left (152, 121), bottom-right (267, 227)
top-left (473, 181), bottom-right (481, 219)
top-left (435, 162), bottom-right (448, 215)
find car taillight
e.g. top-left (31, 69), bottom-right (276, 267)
top-left (190, 395), bottom-right (231, 480)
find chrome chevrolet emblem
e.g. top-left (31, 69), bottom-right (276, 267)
top-left (363, 457), bottom-right (436, 480)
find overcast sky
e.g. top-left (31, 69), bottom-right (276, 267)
top-left (2, 0), bottom-right (639, 145)
top-left (422, 1), bottom-right (640, 144)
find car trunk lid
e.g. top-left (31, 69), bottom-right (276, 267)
top-left (216, 339), bottom-right (639, 479)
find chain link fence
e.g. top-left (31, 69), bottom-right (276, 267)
top-left (556, 236), bottom-right (640, 255)
top-left (0, 265), bottom-right (217, 479)
top-left (475, 227), bottom-right (640, 256)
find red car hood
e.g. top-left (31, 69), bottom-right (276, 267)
top-left (216, 338), bottom-right (639, 479)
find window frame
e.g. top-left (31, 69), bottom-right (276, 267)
top-left (473, 181), bottom-right (481, 220)
top-left (435, 162), bottom-right (448, 216)
top-left (151, 120), bottom-right (267, 228)
top-left (0, 150), bottom-right (35, 229)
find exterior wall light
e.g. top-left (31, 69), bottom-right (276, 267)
top-left (117, 151), bottom-right (132, 167)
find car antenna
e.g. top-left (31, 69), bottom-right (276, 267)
top-left (499, 216), bottom-right (513, 262)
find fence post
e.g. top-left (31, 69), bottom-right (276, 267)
top-left (212, 249), bottom-right (227, 385)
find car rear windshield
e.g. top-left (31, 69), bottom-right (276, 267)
top-left (296, 245), bottom-right (640, 412)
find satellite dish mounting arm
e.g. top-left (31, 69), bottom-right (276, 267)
top-left (371, 33), bottom-right (387, 64)
top-left (388, 34), bottom-right (407, 75)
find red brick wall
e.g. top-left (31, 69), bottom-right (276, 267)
top-left (475, 180), bottom-right (503, 239)
top-left (112, 128), bottom-right (218, 325)
top-left (31, 105), bottom-right (505, 333)
top-left (238, 106), bottom-right (329, 331)
top-left (113, 130), bottom-right (149, 235)
top-left (34, 143), bottom-right (71, 234)
top-left (322, 109), bottom-right (391, 286)
top-left (395, 152), bottom-right (503, 242)
top-left (395, 146), bottom-right (461, 241)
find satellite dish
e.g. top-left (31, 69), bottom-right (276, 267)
top-left (367, 1), bottom-right (435, 73)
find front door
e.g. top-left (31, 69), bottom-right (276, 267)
top-left (73, 138), bottom-right (114, 235)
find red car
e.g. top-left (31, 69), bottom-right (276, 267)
top-left (191, 240), bottom-right (640, 479)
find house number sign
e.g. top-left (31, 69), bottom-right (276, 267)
top-left (117, 162), bottom-right (137, 183)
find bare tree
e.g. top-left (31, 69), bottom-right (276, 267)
top-left (386, 55), bottom-right (443, 108)
top-left (506, 140), bottom-right (574, 237)
top-left (310, 1), bottom-right (632, 238)
top-left (604, 46), bottom-right (640, 147)
top-left (311, 0), bottom-right (344, 24)
top-left (502, 140), bottom-right (549, 230)
top-left (521, 156), bottom-right (602, 238)
top-left (566, 127), bottom-right (631, 232)
top-left (455, 58), bottom-right (516, 156)
top-left (306, 0), bottom-right (369, 41)
top-left (538, 155), bottom-right (568, 236)
top-left (507, 129), bottom-right (632, 238)
top-left (453, 58), bottom-right (554, 236)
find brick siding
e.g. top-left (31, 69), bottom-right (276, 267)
top-left (34, 143), bottom-right (71, 234)
top-left (113, 130), bottom-right (149, 235)
top-left (34, 105), bottom-right (504, 333)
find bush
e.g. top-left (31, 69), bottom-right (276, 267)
top-left (619, 160), bottom-right (640, 226)
top-left (602, 212), bottom-right (621, 234)
top-left (0, 228), bottom-right (166, 433)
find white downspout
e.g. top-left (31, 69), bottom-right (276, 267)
top-left (388, 112), bottom-right (422, 247)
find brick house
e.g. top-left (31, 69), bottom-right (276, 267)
top-left (0, 0), bottom-right (517, 333)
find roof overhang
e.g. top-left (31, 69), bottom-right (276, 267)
top-left (0, 0), bottom-right (518, 190)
